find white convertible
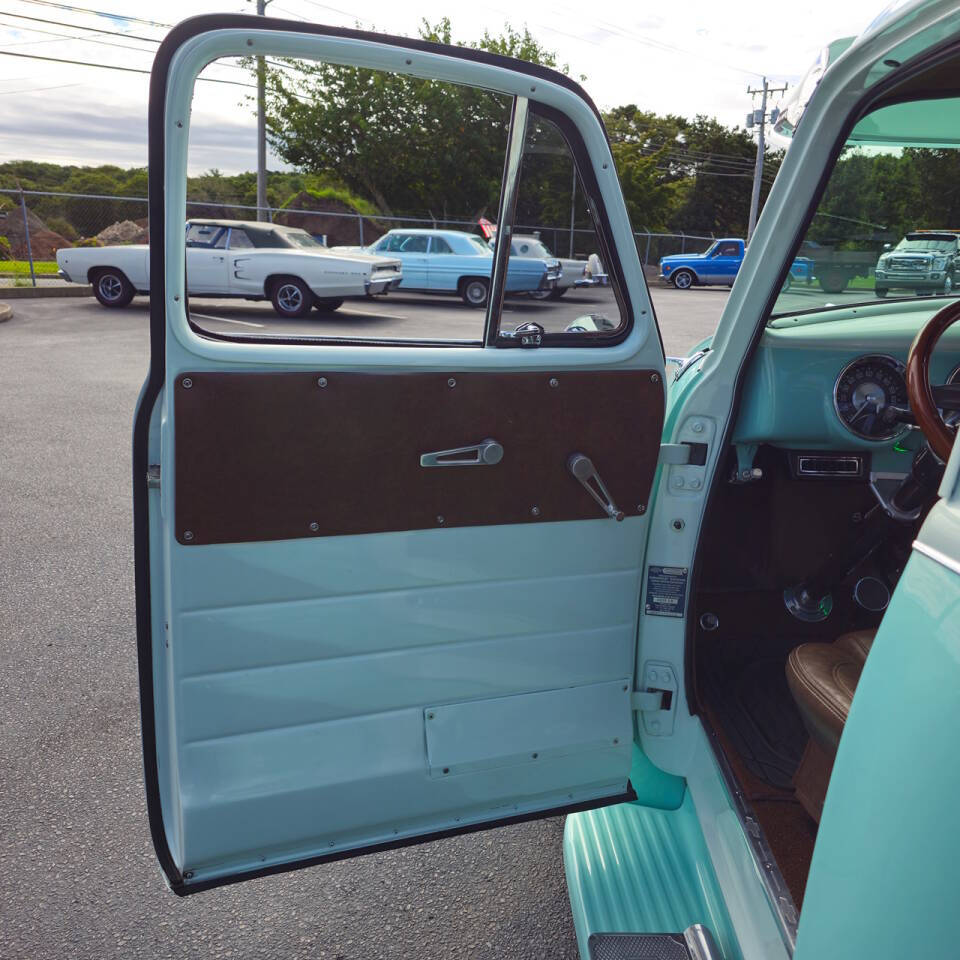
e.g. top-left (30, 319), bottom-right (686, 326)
top-left (56, 219), bottom-right (403, 317)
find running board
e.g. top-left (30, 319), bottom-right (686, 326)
top-left (589, 925), bottom-right (721, 960)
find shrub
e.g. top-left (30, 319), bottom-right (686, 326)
top-left (46, 217), bottom-right (78, 241)
top-left (76, 236), bottom-right (103, 247)
top-left (0, 235), bottom-right (11, 260)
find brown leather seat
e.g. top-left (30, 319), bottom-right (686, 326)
top-left (785, 629), bottom-right (876, 819)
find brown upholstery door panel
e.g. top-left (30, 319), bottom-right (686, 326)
top-left (174, 368), bottom-right (664, 545)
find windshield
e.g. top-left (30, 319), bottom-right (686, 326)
top-left (284, 230), bottom-right (324, 248)
top-left (771, 95), bottom-right (960, 319)
top-left (893, 236), bottom-right (957, 253)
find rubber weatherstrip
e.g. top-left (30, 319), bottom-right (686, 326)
top-left (684, 32), bottom-right (960, 715)
top-left (135, 11), bottom-right (647, 894)
top-left (681, 30), bottom-right (960, 958)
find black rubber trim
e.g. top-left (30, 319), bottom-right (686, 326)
top-left (173, 784), bottom-right (637, 897)
top-left (136, 12), bottom-right (645, 893)
top-left (492, 100), bottom-right (639, 350)
top-left (684, 33), bottom-right (960, 713)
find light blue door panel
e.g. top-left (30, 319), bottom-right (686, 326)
top-left (142, 17), bottom-right (666, 895)
top-left (180, 701), bottom-right (631, 880)
top-left (165, 520), bottom-right (644, 879)
top-left (428, 256), bottom-right (487, 291)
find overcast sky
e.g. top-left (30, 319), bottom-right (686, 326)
top-left (0, 0), bottom-right (890, 176)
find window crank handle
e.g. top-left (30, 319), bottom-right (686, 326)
top-left (567, 453), bottom-right (624, 521)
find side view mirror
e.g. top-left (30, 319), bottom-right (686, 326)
top-left (883, 243), bottom-right (892, 250)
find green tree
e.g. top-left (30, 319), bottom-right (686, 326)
top-left (262, 20), bottom-right (564, 218)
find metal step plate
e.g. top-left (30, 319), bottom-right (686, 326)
top-left (588, 925), bottom-right (721, 960)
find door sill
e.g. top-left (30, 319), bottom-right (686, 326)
top-left (700, 716), bottom-right (799, 953)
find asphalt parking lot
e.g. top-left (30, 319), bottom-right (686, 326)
top-left (0, 285), bottom-right (725, 960)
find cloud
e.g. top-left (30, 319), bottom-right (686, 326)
top-left (0, 97), bottom-right (281, 175)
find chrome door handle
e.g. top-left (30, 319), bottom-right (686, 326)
top-left (568, 453), bottom-right (624, 520)
top-left (420, 439), bottom-right (504, 467)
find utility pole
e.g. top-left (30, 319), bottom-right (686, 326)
top-left (255, 0), bottom-right (272, 221)
top-left (746, 77), bottom-right (787, 243)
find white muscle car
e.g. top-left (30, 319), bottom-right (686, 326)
top-left (497, 234), bottom-right (608, 300)
top-left (56, 219), bottom-right (403, 318)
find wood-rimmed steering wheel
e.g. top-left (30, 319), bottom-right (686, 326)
top-left (906, 299), bottom-right (960, 462)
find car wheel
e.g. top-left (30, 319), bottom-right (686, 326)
top-left (672, 269), bottom-right (694, 290)
top-left (528, 289), bottom-right (553, 301)
top-left (313, 298), bottom-right (344, 312)
top-left (270, 278), bottom-right (313, 318)
top-left (549, 287), bottom-right (567, 300)
top-left (943, 276), bottom-right (953, 295)
top-left (461, 278), bottom-right (489, 307)
top-left (93, 269), bottom-right (134, 308)
top-left (818, 269), bottom-right (848, 294)
top-left (875, 286), bottom-right (888, 297)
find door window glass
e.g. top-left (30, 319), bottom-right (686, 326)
top-left (228, 229), bottom-right (254, 250)
top-left (185, 57), bottom-right (511, 342)
top-left (185, 223), bottom-right (224, 247)
top-left (496, 111), bottom-right (626, 341)
top-left (400, 235), bottom-right (429, 253)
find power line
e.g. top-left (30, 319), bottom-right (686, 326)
top-left (0, 79), bottom-right (80, 93)
top-left (0, 18), bottom-right (160, 54)
top-left (0, 48), bottom-right (257, 87)
top-left (15, 0), bottom-right (169, 29)
top-left (0, 9), bottom-right (168, 43)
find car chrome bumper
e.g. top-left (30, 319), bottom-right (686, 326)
top-left (574, 274), bottom-right (609, 288)
top-left (876, 273), bottom-right (943, 288)
top-left (366, 276), bottom-right (403, 295)
top-left (58, 268), bottom-right (73, 283)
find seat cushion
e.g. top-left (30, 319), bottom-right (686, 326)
top-left (786, 642), bottom-right (864, 756)
top-left (835, 628), bottom-right (876, 664)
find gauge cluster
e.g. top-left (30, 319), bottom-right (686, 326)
top-left (833, 355), bottom-right (908, 440)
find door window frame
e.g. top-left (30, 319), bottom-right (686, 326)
top-left (152, 16), bottom-right (654, 359)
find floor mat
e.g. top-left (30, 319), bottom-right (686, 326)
top-left (705, 708), bottom-right (816, 908)
top-left (701, 644), bottom-right (807, 789)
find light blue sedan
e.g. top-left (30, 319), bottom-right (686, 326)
top-left (361, 228), bottom-right (561, 306)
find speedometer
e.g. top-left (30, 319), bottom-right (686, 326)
top-left (833, 354), bottom-right (908, 440)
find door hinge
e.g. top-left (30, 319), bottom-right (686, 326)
top-left (146, 464), bottom-right (161, 489)
top-left (660, 441), bottom-right (708, 466)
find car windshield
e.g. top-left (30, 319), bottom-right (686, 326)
top-left (770, 95), bottom-right (960, 319)
top-left (284, 230), bottom-right (324, 248)
top-left (893, 236), bottom-right (956, 253)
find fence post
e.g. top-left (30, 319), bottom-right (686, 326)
top-left (680, 231), bottom-right (686, 254)
top-left (357, 214), bottom-right (364, 247)
top-left (644, 233), bottom-right (652, 266)
top-left (19, 188), bottom-right (36, 287)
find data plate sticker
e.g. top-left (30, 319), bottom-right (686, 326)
top-left (645, 565), bottom-right (688, 617)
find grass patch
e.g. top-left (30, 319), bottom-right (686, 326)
top-left (0, 260), bottom-right (59, 276)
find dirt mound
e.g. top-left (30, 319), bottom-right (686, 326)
top-left (0, 204), bottom-right (71, 259)
top-left (273, 192), bottom-right (385, 247)
top-left (97, 219), bottom-right (148, 245)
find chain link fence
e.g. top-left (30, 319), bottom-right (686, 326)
top-left (0, 187), bottom-right (716, 287)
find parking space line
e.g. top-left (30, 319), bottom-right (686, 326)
top-left (338, 307), bottom-right (409, 319)
top-left (190, 312), bottom-right (265, 328)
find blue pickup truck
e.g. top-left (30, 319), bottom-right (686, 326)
top-left (660, 238), bottom-right (814, 289)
